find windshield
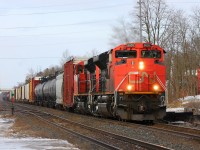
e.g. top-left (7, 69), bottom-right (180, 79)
top-left (115, 50), bottom-right (137, 58)
top-left (141, 50), bottom-right (161, 58)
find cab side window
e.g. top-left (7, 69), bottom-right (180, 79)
top-left (141, 50), bottom-right (161, 58)
top-left (115, 50), bottom-right (137, 58)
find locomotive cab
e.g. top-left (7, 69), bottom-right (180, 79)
top-left (111, 43), bottom-right (165, 93)
top-left (109, 43), bottom-right (166, 121)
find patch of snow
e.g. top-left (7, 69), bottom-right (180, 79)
top-left (0, 137), bottom-right (79, 150)
top-left (179, 95), bottom-right (200, 101)
top-left (170, 121), bottom-right (185, 124)
top-left (166, 107), bottom-right (185, 113)
top-left (182, 101), bottom-right (189, 105)
top-left (0, 117), bottom-right (79, 150)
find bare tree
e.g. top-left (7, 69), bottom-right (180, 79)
top-left (134, 0), bottom-right (172, 45)
top-left (85, 49), bottom-right (99, 58)
top-left (25, 68), bottom-right (35, 83)
top-left (110, 0), bottom-right (172, 46)
top-left (60, 49), bottom-right (70, 67)
top-left (43, 68), bottom-right (49, 77)
top-left (110, 17), bottom-right (139, 46)
top-left (190, 6), bottom-right (200, 61)
top-left (164, 10), bottom-right (190, 101)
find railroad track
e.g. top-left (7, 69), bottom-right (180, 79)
top-left (13, 103), bottom-right (170, 150)
top-left (0, 100), bottom-right (11, 112)
top-left (8, 102), bottom-right (200, 141)
top-left (112, 120), bottom-right (200, 141)
top-left (152, 122), bottom-right (200, 141)
top-left (72, 111), bottom-right (200, 141)
top-left (56, 106), bottom-right (200, 142)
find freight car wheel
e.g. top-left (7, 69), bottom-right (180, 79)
top-left (66, 107), bottom-right (74, 113)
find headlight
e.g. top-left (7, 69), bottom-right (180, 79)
top-left (153, 85), bottom-right (159, 91)
top-left (139, 61), bottom-right (144, 70)
top-left (127, 85), bottom-right (132, 91)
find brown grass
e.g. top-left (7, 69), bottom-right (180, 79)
top-left (183, 101), bottom-right (200, 109)
top-left (167, 100), bottom-right (183, 108)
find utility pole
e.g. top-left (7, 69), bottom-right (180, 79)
top-left (138, 0), bottom-right (142, 42)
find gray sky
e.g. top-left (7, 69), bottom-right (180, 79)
top-left (0, 0), bottom-right (199, 89)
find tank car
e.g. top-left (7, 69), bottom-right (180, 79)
top-left (64, 42), bottom-right (166, 121)
top-left (55, 72), bottom-right (64, 109)
top-left (35, 77), bottom-right (56, 107)
top-left (35, 81), bottom-right (45, 105)
top-left (44, 78), bottom-right (56, 107)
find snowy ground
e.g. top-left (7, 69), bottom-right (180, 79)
top-left (167, 95), bottom-right (200, 111)
top-left (0, 117), bottom-right (79, 150)
top-left (179, 95), bottom-right (200, 104)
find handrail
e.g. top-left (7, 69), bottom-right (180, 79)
top-left (114, 73), bottom-right (129, 107)
top-left (155, 74), bottom-right (166, 91)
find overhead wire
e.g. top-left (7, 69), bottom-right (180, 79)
top-left (0, 1), bottom-right (198, 10)
top-left (0, 1), bottom-right (128, 47)
top-left (0, 3), bottom-right (129, 30)
top-left (0, 0), bottom-right (104, 10)
top-left (0, 19), bottom-right (113, 30)
top-left (0, 28), bottom-right (109, 37)
top-left (166, 1), bottom-right (200, 3)
top-left (0, 3), bottom-right (131, 16)
top-left (0, 37), bottom-right (105, 48)
top-left (0, 57), bottom-right (61, 60)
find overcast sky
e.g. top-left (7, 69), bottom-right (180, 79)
top-left (0, 0), bottom-right (199, 89)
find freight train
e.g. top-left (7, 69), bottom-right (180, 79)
top-left (12, 42), bottom-right (166, 121)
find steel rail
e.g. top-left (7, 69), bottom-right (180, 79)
top-left (150, 123), bottom-right (200, 141)
top-left (11, 102), bottom-right (200, 142)
top-left (14, 103), bottom-right (171, 150)
top-left (25, 111), bottom-right (120, 150)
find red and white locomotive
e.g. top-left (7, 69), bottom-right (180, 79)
top-left (16, 42), bottom-right (166, 121)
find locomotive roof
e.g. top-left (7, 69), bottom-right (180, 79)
top-left (66, 56), bottom-right (88, 64)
